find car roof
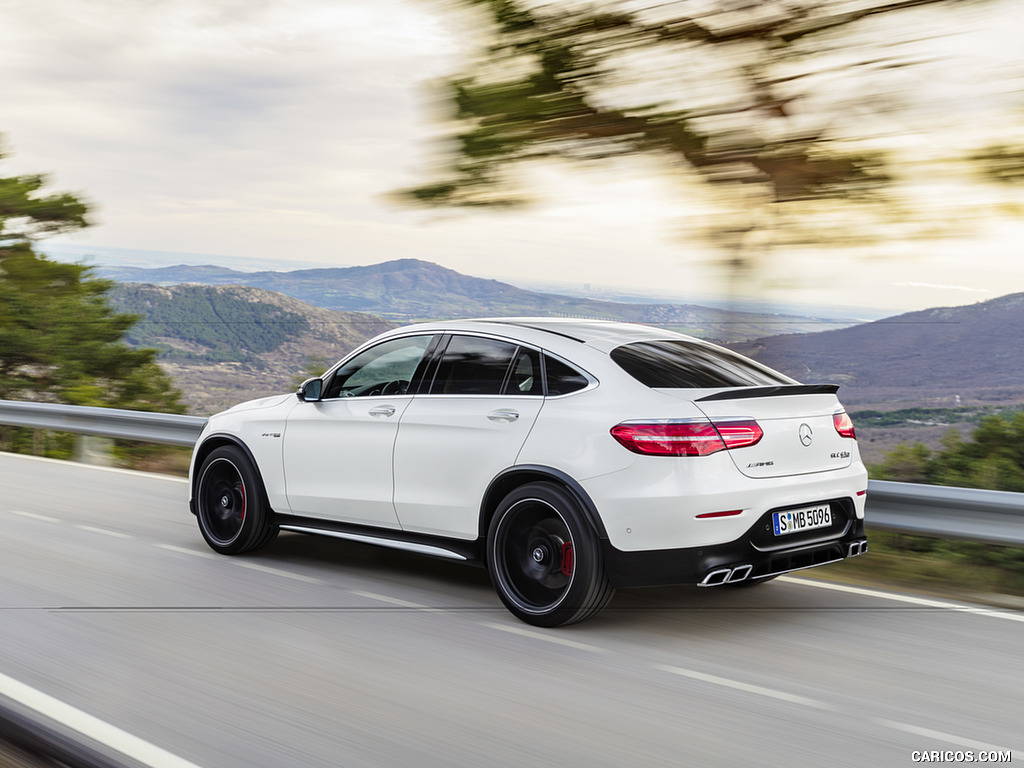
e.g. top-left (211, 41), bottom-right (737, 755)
top-left (392, 317), bottom-right (700, 352)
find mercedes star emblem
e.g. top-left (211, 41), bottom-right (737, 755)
top-left (798, 423), bottom-right (813, 446)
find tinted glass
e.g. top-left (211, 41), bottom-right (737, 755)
top-left (544, 354), bottom-right (590, 395)
top-left (610, 340), bottom-right (794, 389)
top-left (503, 347), bottom-right (543, 396)
top-left (430, 336), bottom-right (518, 395)
top-left (325, 335), bottom-right (432, 398)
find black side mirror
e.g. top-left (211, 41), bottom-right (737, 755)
top-left (297, 377), bottom-right (323, 402)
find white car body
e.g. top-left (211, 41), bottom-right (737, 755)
top-left (188, 318), bottom-right (868, 626)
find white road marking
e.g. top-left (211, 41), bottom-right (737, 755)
top-left (9, 510), bottom-right (59, 523)
top-left (75, 525), bottom-right (132, 539)
top-left (878, 719), bottom-right (1023, 760)
top-left (482, 622), bottom-right (607, 653)
top-left (782, 577), bottom-right (1024, 623)
top-left (155, 544), bottom-right (219, 559)
top-left (351, 590), bottom-right (445, 613)
top-left (156, 545), bottom-right (322, 583)
top-left (0, 669), bottom-right (205, 768)
top-left (0, 451), bottom-right (188, 482)
top-left (656, 664), bottom-right (834, 710)
top-left (231, 560), bottom-right (322, 584)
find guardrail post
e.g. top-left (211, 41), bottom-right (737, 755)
top-left (75, 435), bottom-right (113, 466)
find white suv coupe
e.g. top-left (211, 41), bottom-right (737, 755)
top-left (189, 319), bottom-right (868, 626)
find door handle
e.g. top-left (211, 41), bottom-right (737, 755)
top-left (369, 405), bottom-right (396, 418)
top-left (487, 409), bottom-right (520, 423)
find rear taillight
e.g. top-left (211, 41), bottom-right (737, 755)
top-left (610, 419), bottom-right (762, 457)
top-left (833, 410), bottom-right (856, 439)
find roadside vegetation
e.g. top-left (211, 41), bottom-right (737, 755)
top-left (852, 405), bottom-right (1024, 429)
top-left (852, 413), bottom-right (1024, 601)
top-left (0, 137), bottom-right (187, 470)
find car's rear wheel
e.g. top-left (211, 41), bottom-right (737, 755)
top-left (195, 446), bottom-right (277, 555)
top-left (487, 482), bottom-right (614, 627)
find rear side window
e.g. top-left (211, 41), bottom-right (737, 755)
top-left (610, 340), bottom-right (794, 389)
top-left (544, 354), bottom-right (590, 395)
top-left (430, 335), bottom-right (518, 395)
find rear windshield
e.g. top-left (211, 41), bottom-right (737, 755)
top-left (610, 340), bottom-right (795, 389)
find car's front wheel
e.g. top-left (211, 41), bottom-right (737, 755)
top-left (195, 446), bottom-right (277, 555)
top-left (487, 482), bottom-right (614, 627)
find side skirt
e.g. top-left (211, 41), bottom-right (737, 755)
top-left (273, 515), bottom-right (484, 565)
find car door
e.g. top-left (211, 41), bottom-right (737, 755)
top-left (282, 333), bottom-right (436, 528)
top-left (393, 335), bottom-right (545, 539)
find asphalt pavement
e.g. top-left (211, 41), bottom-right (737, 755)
top-left (0, 452), bottom-right (1021, 768)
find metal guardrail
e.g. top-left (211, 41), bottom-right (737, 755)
top-left (865, 480), bottom-right (1024, 547)
top-left (0, 399), bottom-right (206, 447)
top-left (1, 399), bottom-right (1023, 546)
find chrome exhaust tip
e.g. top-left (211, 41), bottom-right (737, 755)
top-left (847, 540), bottom-right (868, 557)
top-left (699, 564), bottom-right (754, 586)
top-left (727, 564), bottom-right (753, 583)
top-left (699, 568), bottom-right (733, 587)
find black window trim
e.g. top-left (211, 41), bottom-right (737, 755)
top-left (423, 332), bottom-right (521, 397)
top-left (407, 330), bottom-right (598, 399)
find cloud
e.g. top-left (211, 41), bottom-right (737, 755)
top-left (0, 0), bottom-right (467, 252)
top-left (3, 0), bottom-right (1024, 312)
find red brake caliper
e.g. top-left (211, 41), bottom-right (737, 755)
top-left (237, 483), bottom-right (246, 521)
top-left (560, 542), bottom-right (574, 577)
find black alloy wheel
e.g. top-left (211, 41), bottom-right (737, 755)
top-left (487, 482), bottom-right (613, 627)
top-left (195, 445), bottom-right (277, 555)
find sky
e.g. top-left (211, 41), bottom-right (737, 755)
top-left (2, 0), bottom-right (1022, 314)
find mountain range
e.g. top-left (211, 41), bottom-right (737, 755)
top-left (101, 257), bottom-right (1024, 467)
top-left (96, 258), bottom-right (847, 342)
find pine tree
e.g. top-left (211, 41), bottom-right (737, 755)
top-left (0, 137), bottom-right (184, 415)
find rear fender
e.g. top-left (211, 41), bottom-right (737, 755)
top-left (479, 465), bottom-right (608, 541)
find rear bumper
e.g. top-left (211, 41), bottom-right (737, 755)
top-left (602, 510), bottom-right (867, 588)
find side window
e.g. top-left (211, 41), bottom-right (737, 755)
top-left (430, 335), bottom-right (518, 395)
top-left (544, 354), bottom-right (590, 396)
top-left (324, 335), bottom-right (432, 398)
top-left (502, 347), bottom-right (543, 396)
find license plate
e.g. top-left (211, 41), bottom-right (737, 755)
top-left (773, 504), bottom-right (831, 536)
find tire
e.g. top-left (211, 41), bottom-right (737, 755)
top-left (487, 482), bottom-right (614, 627)
top-left (195, 446), bottom-right (278, 555)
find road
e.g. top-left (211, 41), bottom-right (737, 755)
top-left (0, 451), bottom-right (1021, 767)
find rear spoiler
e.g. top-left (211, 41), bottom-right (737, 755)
top-left (696, 384), bottom-right (840, 402)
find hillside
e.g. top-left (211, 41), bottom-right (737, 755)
top-left (96, 258), bottom-right (844, 342)
top-left (731, 293), bottom-right (1024, 464)
top-left (734, 292), bottom-right (1024, 405)
top-left (106, 280), bottom-right (1024, 466)
top-left (108, 284), bottom-right (394, 414)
